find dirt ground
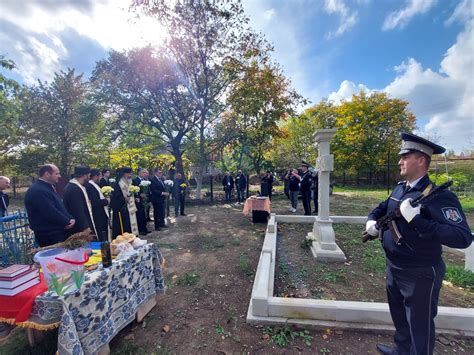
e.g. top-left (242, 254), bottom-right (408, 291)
top-left (2, 192), bottom-right (473, 354)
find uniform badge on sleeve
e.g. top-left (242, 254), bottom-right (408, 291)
top-left (442, 207), bottom-right (463, 223)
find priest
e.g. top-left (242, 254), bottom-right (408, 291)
top-left (63, 166), bottom-right (97, 236)
top-left (110, 167), bottom-right (139, 238)
top-left (86, 169), bottom-right (110, 241)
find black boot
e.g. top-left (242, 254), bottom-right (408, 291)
top-left (376, 343), bottom-right (397, 354)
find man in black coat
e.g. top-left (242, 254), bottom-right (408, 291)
top-left (86, 169), bottom-right (110, 241)
top-left (235, 170), bottom-right (247, 204)
top-left (222, 172), bottom-right (234, 203)
top-left (24, 164), bottom-right (75, 247)
top-left (0, 176), bottom-right (10, 217)
top-left (132, 168), bottom-right (150, 235)
top-left (63, 166), bottom-right (96, 237)
top-left (299, 163), bottom-right (312, 216)
top-left (173, 172), bottom-right (187, 217)
top-left (261, 171), bottom-right (274, 200)
top-left (99, 169), bottom-right (111, 188)
top-left (150, 168), bottom-right (169, 230)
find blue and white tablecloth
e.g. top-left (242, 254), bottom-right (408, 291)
top-left (29, 243), bottom-right (165, 355)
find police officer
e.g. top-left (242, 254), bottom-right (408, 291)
top-left (365, 133), bottom-right (472, 355)
top-left (300, 162), bottom-right (312, 216)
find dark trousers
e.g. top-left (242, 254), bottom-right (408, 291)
top-left (136, 202), bottom-right (148, 233)
top-left (301, 189), bottom-right (311, 215)
top-left (152, 202), bottom-right (165, 228)
top-left (237, 188), bottom-right (245, 203)
top-left (174, 194), bottom-right (185, 216)
top-left (313, 188), bottom-right (318, 212)
top-left (386, 260), bottom-right (445, 355)
top-left (224, 188), bottom-right (232, 202)
top-left (34, 230), bottom-right (67, 247)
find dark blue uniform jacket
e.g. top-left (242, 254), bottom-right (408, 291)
top-left (368, 175), bottom-right (472, 268)
top-left (24, 180), bottom-right (72, 234)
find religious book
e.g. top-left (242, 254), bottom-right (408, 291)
top-left (0, 268), bottom-right (39, 288)
top-left (0, 277), bottom-right (40, 296)
top-left (0, 264), bottom-right (30, 278)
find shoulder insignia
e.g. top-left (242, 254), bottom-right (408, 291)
top-left (397, 180), bottom-right (406, 185)
top-left (441, 207), bottom-right (463, 223)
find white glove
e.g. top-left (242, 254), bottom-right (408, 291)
top-left (400, 198), bottom-right (421, 223)
top-left (365, 220), bottom-right (379, 237)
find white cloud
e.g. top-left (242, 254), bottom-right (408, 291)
top-left (327, 80), bottom-right (374, 103)
top-left (263, 8), bottom-right (276, 21)
top-left (445, 0), bottom-right (472, 26)
top-left (324, 0), bottom-right (358, 39)
top-left (0, 0), bottom-right (166, 84)
top-left (383, 0), bottom-right (437, 30)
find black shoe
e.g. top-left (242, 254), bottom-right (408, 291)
top-left (159, 225), bottom-right (169, 228)
top-left (154, 227), bottom-right (161, 231)
top-left (376, 344), bottom-right (396, 354)
top-left (139, 231), bottom-right (149, 236)
top-left (180, 213), bottom-right (187, 216)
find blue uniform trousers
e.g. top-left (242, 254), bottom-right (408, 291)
top-left (386, 260), bottom-right (445, 355)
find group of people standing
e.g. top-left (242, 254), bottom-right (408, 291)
top-left (282, 162), bottom-right (318, 216)
top-left (20, 164), bottom-right (187, 247)
top-left (222, 170), bottom-right (248, 204)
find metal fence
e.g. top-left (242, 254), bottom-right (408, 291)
top-left (0, 209), bottom-right (37, 266)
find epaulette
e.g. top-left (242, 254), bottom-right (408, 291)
top-left (397, 180), bottom-right (406, 185)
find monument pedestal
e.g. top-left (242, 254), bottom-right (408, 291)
top-left (309, 218), bottom-right (346, 262)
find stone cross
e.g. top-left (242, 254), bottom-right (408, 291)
top-left (310, 129), bottom-right (346, 261)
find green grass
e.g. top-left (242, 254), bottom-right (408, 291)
top-left (230, 238), bottom-right (241, 246)
top-left (239, 254), bottom-right (253, 276)
top-left (460, 197), bottom-right (474, 213)
top-left (445, 265), bottom-right (474, 290)
top-left (334, 185), bottom-right (389, 200)
top-left (176, 271), bottom-right (200, 286)
top-left (0, 328), bottom-right (58, 355)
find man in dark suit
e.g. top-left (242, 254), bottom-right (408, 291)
top-left (132, 168), bottom-right (150, 235)
top-left (99, 169), bottom-right (111, 187)
top-left (86, 169), bottom-right (110, 241)
top-left (173, 172), bottom-right (187, 217)
top-left (63, 166), bottom-right (96, 236)
top-left (261, 171), bottom-right (274, 200)
top-left (300, 163), bottom-right (312, 216)
top-left (150, 168), bottom-right (169, 230)
top-left (0, 176), bottom-right (10, 217)
top-left (235, 170), bottom-right (247, 204)
top-left (222, 172), bottom-right (234, 203)
top-left (24, 164), bottom-right (75, 247)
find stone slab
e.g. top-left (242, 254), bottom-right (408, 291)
top-left (310, 240), bottom-right (347, 262)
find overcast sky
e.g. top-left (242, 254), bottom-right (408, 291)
top-left (1, 0), bottom-right (473, 153)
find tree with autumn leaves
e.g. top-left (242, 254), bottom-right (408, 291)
top-left (269, 92), bottom-right (416, 181)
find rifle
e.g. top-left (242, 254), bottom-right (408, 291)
top-left (362, 179), bottom-right (453, 243)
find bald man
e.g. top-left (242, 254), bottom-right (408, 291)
top-left (0, 176), bottom-right (10, 217)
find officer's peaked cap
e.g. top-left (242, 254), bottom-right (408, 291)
top-left (399, 132), bottom-right (445, 157)
top-left (301, 160), bottom-right (311, 168)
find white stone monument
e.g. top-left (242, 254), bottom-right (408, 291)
top-left (309, 129), bottom-right (346, 262)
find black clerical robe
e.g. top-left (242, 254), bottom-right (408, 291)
top-left (85, 181), bottom-right (110, 241)
top-left (63, 181), bottom-right (95, 236)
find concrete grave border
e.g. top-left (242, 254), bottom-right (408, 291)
top-left (246, 213), bottom-right (474, 337)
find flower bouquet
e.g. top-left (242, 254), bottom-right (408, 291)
top-left (109, 178), bottom-right (116, 184)
top-left (129, 185), bottom-right (140, 195)
top-left (101, 186), bottom-right (114, 197)
top-left (179, 183), bottom-right (187, 195)
top-left (164, 179), bottom-right (174, 193)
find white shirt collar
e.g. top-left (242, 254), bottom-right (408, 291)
top-left (407, 176), bottom-right (424, 189)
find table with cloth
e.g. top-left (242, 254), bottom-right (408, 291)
top-left (242, 196), bottom-right (271, 223)
top-left (0, 243), bottom-right (165, 354)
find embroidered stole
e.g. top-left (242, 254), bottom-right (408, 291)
top-left (70, 179), bottom-right (97, 237)
top-left (119, 178), bottom-right (139, 235)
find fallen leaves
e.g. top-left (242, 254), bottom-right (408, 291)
top-left (162, 324), bottom-right (171, 333)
